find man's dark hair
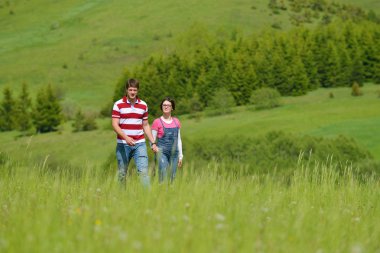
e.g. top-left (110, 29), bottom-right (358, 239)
top-left (125, 78), bottom-right (140, 90)
top-left (160, 97), bottom-right (176, 111)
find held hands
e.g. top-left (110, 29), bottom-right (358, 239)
top-left (151, 143), bottom-right (159, 153)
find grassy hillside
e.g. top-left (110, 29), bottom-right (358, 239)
top-left (1, 84), bottom-right (379, 169)
top-left (0, 0), bottom-right (379, 110)
top-left (0, 0), bottom-right (286, 110)
top-left (184, 84), bottom-right (380, 159)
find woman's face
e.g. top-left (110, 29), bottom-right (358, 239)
top-left (162, 100), bottom-right (172, 114)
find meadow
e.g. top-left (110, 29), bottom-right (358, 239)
top-left (1, 84), bottom-right (379, 252)
top-left (1, 1), bottom-right (380, 252)
top-left (1, 160), bottom-right (379, 252)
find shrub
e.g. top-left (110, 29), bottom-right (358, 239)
top-left (351, 81), bottom-right (362, 96)
top-left (72, 109), bottom-right (98, 132)
top-left (207, 88), bottom-right (235, 116)
top-left (250, 87), bottom-right (281, 110)
top-left (186, 131), bottom-right (375, 176)
top-left (82, 117), bottom-right (98, 131)
top-left (99, 101), bottom-right (113, 118)
top-left (271, 22), bottom-right (282, 29)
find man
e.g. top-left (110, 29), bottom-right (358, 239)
top-left (112, 78), bottom-right (158, 187)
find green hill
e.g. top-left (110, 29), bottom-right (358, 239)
top-left (0, 0), bottom-right (379, 110)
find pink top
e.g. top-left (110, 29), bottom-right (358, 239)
top-left (151, 117), bottom-right (181, 138)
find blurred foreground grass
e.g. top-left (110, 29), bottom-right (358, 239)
top-left (0, 160), bottom-right (379, 252)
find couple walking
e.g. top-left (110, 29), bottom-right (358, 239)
top-left (111, 78), bottom-right (183, 187)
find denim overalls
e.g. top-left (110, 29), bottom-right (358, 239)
top-left (157, 118), bottom-right (179, 182)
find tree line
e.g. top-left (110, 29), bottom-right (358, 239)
top-left (0, 84), bottom-right (97, 133)
top-left (111, 20), bottom-right (380, 117)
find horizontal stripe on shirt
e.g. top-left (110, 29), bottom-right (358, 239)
top-left (118, 102), bottom-right (147, 110)
top-left (119, 124), bottom-right (143, 130)
top-left (120, 113), bottom-right (148, 119)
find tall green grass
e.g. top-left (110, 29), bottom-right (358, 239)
top-left (1, 160), bottom-right (379, 252)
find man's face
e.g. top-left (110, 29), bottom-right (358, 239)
top-left (127, 87), bottom-right (138, 101)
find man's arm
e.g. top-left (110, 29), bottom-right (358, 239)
top-left (142, 120), bottom-right (158, 152)
top-left (112, 118), bottom-right (136, 146)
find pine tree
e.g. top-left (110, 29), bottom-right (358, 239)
top-left (14, 82), bottom-right (33, 131)
top-left (0, 87), bottom-right (16, 131)
top-left (271, 45), bottom-right (290, 94)
top-left (138, 62), bottom-right (166, 118)
top-left (318, 41), bottom-right (341, 87)
top-left (253, 50), bottom-right (275, 89)
top-left (32, 85), bottom-right (63, 133)
top-left (223, 54), bottom-right (252, 105)
top-left (351, 50), bottom-right (365, 85)
top-left (288, 56), bottom-right (310, 95)
top-left (359, 27), bottom-right (378, 81)
top-left (195, 67), bottom-right (211, 108)
top-left (301, 30), bottom-right (320, 90)
top-left (338, 45), bottom-right (353, 86)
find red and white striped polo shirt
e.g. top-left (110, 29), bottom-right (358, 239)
top-left (112, 96), bottom-right (148, 144)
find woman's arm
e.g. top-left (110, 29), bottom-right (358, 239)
top-left (151, 130), bottom-right (158, 147)
top-left (178, 129), bottom-right (183, 161)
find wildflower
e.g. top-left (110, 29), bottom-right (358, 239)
top-left (215, 223), bottom-right (224, 230)
top-left (152, 231), bottom-right (161, 240)
top-left (351, 243), bottom-right (363, 253)
top-left (183, 215), bottom-right (190, 222)
top-left (215, 213), bottom-right (226, 222)
top-left (118, 232), bottom-right (128, 241)
top-left (95, 219), bottom-right (102, 226)
top-left (132, 241), bottom-right (143, 250)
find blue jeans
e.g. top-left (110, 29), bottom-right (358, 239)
top-left (157, 150), bottom-right (179, 183)
top-left (116, 142), bottom-right (149, 187)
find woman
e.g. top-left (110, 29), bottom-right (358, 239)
top-left (151, 97), bottom-right (183, 182)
